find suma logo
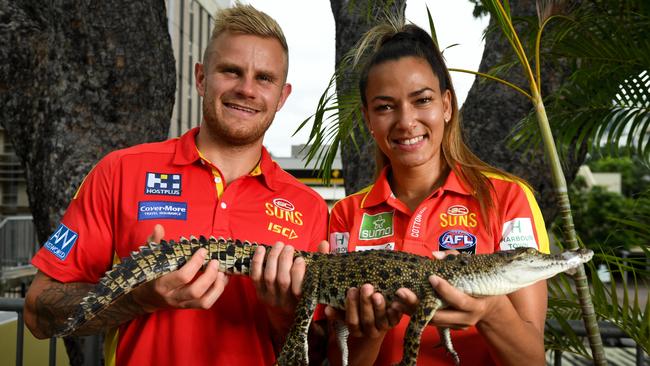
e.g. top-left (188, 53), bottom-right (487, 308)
top-left (359, 211), bottom-right (394, 240)
top-left (438, 229), bottom-right (477, 251)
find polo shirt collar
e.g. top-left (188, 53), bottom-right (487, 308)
top-left (360, 165), bottom-right (471, 209)
top-left (172, 126), bottom-right (279, 191)
top-left (173, 127), bottom-right (202, 165)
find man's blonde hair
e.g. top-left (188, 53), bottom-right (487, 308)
top-left (204, 2), bottom-right (288, 68)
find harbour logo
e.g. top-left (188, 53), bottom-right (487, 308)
top-left (359, 211), bottom-right (394, 240)
top-left (500, 218), bottom-right (537, 250)
top-left (438, 229), bottom-right (477, 253)
top-left (145, 172), bottom-right (181, 196)
top-left (44, 223), bottom-right (78, 260)
top-left (138, 201), bottom-right (187, 220)
top-left (330, 232), bottom-right (350, 253)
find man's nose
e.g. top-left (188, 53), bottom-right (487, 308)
top-left (234, 76), bottom-right (256, 98)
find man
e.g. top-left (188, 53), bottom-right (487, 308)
top-left (24, 3), bottom-right (329, 365)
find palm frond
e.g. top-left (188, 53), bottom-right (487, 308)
top-left (510, 4), bottom-right (650, 163)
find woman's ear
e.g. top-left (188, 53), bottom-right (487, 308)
top-left (443, 89), bottom-right (452, 122)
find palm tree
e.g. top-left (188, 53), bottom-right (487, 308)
top-left (299, 0), bottom-right (650, 364)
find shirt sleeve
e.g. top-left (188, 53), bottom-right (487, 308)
top-left (31, 152), bottom-right (119, 283)
top-left (497, 180), bottom-right (550, 254)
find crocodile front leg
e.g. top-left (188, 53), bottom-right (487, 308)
top-left (397, 292), bottom-right (442, 366)
top-left (277, 265), bottom-right (320, 366)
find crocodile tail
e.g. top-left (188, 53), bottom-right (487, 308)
top-left (53, 238), bottom-right (199, 336)
top-left (54, 236), bottom-right (314, 336)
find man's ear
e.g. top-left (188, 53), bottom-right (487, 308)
top-left (275, 83), bottom-right (292, 111)
top-left (195, 63), bottom-right (206, 97)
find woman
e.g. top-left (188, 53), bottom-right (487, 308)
top-left (326, 22), bottom-right (549, 366)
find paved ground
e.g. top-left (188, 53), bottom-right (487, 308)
top-left (546, 345), bottom-right (649, 366)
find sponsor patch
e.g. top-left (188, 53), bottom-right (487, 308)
top-left (267, 222), bottom-right (298, 240)
top-left (329, 232), bottom-right (350, 253)
top-left (410, 207), bottom-right (428, 238)
top-left (138, 201), bottom-right (187, 220)
top-left (438, 229), bottom-right (477, 253)
top-left (44, 223), bottom-right (78, 260)
top-left (355, 242), bottom-right (395, 252)
top-left (447, 205), bottom-right (469, 216)
top-left (500, 218), bottom-right (537, 250)
top-left (265, 199), bottom-right (303, 226)
top-left (359, 211), bottom-right (394, 240)
top-left (273, 198), bottom-right (295, 211)
top-left (145, 172), bottom-right (181, 196)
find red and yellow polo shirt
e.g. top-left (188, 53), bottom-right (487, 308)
top-left (32, 127), bottom-right (328, 366)
top-left (328, 166), bottom-right (549, 365)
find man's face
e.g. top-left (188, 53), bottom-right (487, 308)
top-left (195, 32), bottom-right (291, 146)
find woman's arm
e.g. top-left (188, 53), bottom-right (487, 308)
top-left (428, 276), bottom-right (547, 366)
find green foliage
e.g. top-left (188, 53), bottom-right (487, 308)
top-left (512, 0), bottom-right (650, 164)
top-left (587, 155), bottom-right (650, 198)
top-left (546, 249), bottom-right (650, 356)
top-left (564, 177), bottom-right (639, 250)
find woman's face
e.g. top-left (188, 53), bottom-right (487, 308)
top-left (362, 56), bottom-right (451, 171)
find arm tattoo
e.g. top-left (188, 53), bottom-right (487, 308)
top-left (35, 282), bottom-right (147, 337)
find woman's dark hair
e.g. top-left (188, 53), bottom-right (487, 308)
top-left (358, 24), bottom-right (448, 107)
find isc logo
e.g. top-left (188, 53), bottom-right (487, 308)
top-left (267, 222), bottom-right (298, 240)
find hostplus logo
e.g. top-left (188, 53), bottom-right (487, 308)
top-left (145, 172), bottom-right (181, 196)
top-left (359, 211), bottom-right (394, 240)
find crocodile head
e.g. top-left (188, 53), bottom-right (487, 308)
top-left (445, 247), bottom-right (594, 296)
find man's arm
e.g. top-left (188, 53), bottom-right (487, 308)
top-left (24, 225), bottom-right (229, 339)
top-left (24, 271), bottom-right (148, 338)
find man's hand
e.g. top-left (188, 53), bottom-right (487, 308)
top-left (251, 240), bottom-right (329, 311)
top-left (131, 224), bottom-right (229, 312)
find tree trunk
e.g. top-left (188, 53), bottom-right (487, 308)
top-left (0, 1), bottom-right (175, 364)
top-left (460, 0), bottom-right (585, 224)
top-left (330, 0), bottom-right (406, 194)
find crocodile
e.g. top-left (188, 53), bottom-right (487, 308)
top-left (54, 236), bottom-right (593, 366)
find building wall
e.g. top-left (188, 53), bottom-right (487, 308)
top-left (166, 0), bottom-right (231, 138)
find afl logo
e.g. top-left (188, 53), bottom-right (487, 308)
top-left (273, 198), bottom-right (295, 212)
top-left (438, 230), bottom-right (477, 250)
top-left (447, 205), bottom-right (469, 216)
